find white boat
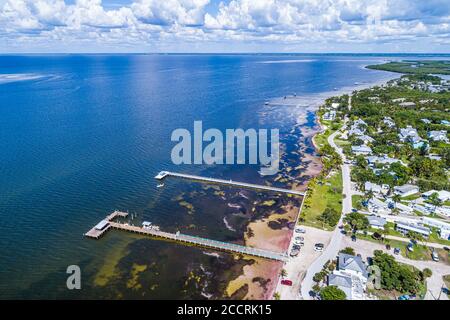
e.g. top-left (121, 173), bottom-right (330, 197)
top-left (157, 183), bottom-right (164, 188)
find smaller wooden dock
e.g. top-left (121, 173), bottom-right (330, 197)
top-left (84, 210), bottom-right (128, 239)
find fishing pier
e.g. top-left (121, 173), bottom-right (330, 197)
top-left (155, 171), bottom-right (304, 196)
top-left (85, 211), bottom-right (289, 262)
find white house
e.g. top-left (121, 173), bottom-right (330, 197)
top-left (422, 217), bottom-right (450, 240)
top-left (367, 216), bottom-right (387, 230)
top-left (368, 197), bottom-right (391, 214)
top-left (328, 253), bottom-right (369, 300)
top-left (395, 222), bottom-right (431, 238)
top-left (422, 190), bottom-right (450, 202)
top-left (365, 182), bottom-right (389, 196)
top-left (428, 130), bottom-right (448, 143)
top-left (394, 184), bottom-right (420, 198)
top-left (351, 145), bottom-right (372, 156)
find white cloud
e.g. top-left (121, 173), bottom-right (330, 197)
top-left (0, 0), bottom-right (450, 52)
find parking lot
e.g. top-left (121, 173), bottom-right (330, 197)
top-left (276, 226), bottom-right (333, 300)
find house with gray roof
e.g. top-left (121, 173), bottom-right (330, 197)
top-left (351, 145), bottom-right (372, 155)
top-left (328, 274), bottom-right (352, 299)
top-left (394, 184), bottom-right (419, 197)
top-left (367, 216), bottom-right (387, 230)
top-left (428, 130), bottom-right (448, 143)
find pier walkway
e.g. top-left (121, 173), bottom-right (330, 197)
top-left (155, 171), bottom-right (304, 196)
top-left (85, 212), bottom-right (288, 262)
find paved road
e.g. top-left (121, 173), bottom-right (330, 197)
top-left (300, 111), bottom-right (353, 299)
top-left (341, 236), bottom-right (450, 300)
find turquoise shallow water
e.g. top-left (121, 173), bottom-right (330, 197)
top-left (0, 54), bottom-right (401, 298)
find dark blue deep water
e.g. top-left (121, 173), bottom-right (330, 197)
top-left (0, 54), bottom-right (398, 298)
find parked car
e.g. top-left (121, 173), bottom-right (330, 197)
top-left (295, 236), bottom-right (304, 241)
top-left (295, 228), bottom-right (306, 234)
top-left (351, 235), bottom-right (357, 242)
top-left (432, 250), bottom-right (440, 262)
top-left (292, 244), bottom-right (301, 250)
top-left (290, 248), bottom-right (300, 257)
top-left (407, 244), bottom-right (414, 252)
top-left (294, 240), bottom-right (304, 246)
top-left (394, 248), bottom-right (401, 255)
top-left (281, 279), bottom-right (293, 286)
top-left (314, 243), bottom-right (324, 252)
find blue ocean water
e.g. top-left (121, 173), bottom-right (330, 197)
top-left (0, 54), bottom-right (399, 298)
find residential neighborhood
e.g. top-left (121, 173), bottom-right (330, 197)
top-left (276, 73), bottom-right (450, 301)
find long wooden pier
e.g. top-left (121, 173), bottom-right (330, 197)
top-left (155, 171), bottom-right (304, 196)
top-left (85, 212), bottom-right (289, 262)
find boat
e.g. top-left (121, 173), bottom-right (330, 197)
top-left (157, 183), bottom-right (164, 188)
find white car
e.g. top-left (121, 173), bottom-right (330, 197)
top-left (295, 228), bottom-right (306, 234)
top-left (432, 251), bottom-right (439, 262)
top-left (294, 240), bottom-right (304, 246)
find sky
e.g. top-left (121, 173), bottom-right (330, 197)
top-left (1, 0), bottom-right (450, 53)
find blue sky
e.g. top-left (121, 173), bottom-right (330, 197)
top-left (1, 0), bottom-right (450, 53)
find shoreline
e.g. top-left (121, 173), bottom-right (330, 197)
top-left (235, 73), bottom-right (395, 300)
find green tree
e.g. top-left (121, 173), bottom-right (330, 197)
top-left (422, 268), bottom-right (432, 279)
top-left (318, 207), bottom-right (341, 227)
top-left (344, 212), bottom-right (369, 232)
top-left (320, 286), bottom-right (347, 300)
top-left (339, 247), bottom-right (356, 256)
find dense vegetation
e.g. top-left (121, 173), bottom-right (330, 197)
top-left (371, 250), bottom-right (426, 295)
top-left (367, 60), bottom-right (450, 75)
top-left (320, 285), bottom-right (347, 300)
top-left (346, 74), bottom-right (450, 191)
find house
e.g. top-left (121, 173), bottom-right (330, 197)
top-left (395, 222), bottom-right (431, 238)
top-left (367, 216), bottom-right (387, 229)
top-left (398, 126), bottom-right (420, 142)
top-left (435, 206), bottom-right (450, 219)
top-left (382, 117), bottom-right (395, 128)
top-left (357, 135), bottom-right (375, 144)
top-left (328, 253), bottom-right (369, 300)
top-left (328, 274), bottom-right (352, 299)
top-left (367, 155), bottom-right (402, 167)
top-left (428, 130), bottom-right (448, 143)
top-left (422, 217), bottom-right (450, 240)
top-left (323, 111), bottom-right (336, 121)
top-left (331, 102), bottom-right (340, 109)
top-left (399, 102), bottom-right (416, 108)
top-left (441, 120), bottom-right (450, 126)
top-left (349, 119), bottom-right (367, 136)
top-left (365, 182), bottom-right (389, 195)
top-left (392, 98), bottom-right (406, 103)
top-left (422, 190), bottom-right (450, 202)
top-left (421, 118), bottom-right (431, 124)
top-left (398, 126), bottom-right (427, 149)
top-left (368, 197), bottom-right (391, 214)
top-left (394, 184), bottom-right (420, 197)
top-left (396, 202), bottom-right (414, 215)
top-left (351, 145), bottom-right (372, 156)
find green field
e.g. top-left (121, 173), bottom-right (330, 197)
top-left (300, 170), bottom-right (343, 230)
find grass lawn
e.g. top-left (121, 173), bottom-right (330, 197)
top-left (300, 170), bottom-right (343, 231)
top-left (313, 128), bottom-right (332, 150)
top-left (352, 195), bottom-right (363, 209)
